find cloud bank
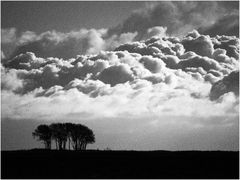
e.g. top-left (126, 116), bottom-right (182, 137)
top-left (2, 30), bottom-right (239, 124)
top-left (1, 28), bottom-right (138, 59)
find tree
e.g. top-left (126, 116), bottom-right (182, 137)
top-left (32, 124), bottom-right (52, 149)
top-left (50, 123), bottom-right (68, 150)
top-left (70, 124), bottom-right (95, 150)
top-left (64, 122), bottom-right (75, 150)
top-left (33, 122), bottom-right (95, 151)
top-left (80, 126), bottom-right (95, 150)
top-left (69, 124), bottom-right (85, 150)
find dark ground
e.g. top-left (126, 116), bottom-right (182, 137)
top-left (1, 149), bottom-right (239, 179)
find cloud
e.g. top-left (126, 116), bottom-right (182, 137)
top-left (210, 71), bottom-right (239, 100)
top-left (213, 35), bottom-right (239, 59)
top-left (1, 64), bottom-right (24, 92)
top-left (1, 73), bottom-right (238, 125)
top-left (1, 28), bottom-right (18, 58)
top-left (179, 55), bottom-right (222, 72)
top-left (114, 35), bottom-right (182, 57)
top-left (139, 56), bottom-right (166, 73)
top-left (143, 26), bottom-right (167, 40)
top-left (1, 28), bottom-right (138, 60)
top-left (9, 29), bottom-right (107, 59)
top-left (1, 28), bottom-right (239, 150)
top-left (2, 30), bottom-right (238, 94)
top-left (200, 12), bottom-right (239, 37)
top-left (4, 52), bottom-right (46, 70)
top-left (2, 2), bottom-right (239, 61)
top-left (161, 55), bottom-right (180, 69)
top-left (17, 31), bottom-right (38, 44)
top-left (1, 51), bottom-right (6, 59)
top-left (98, 64), bottom-right (134, 86)
top-left (186, 29), bottom-right (201, 39)
top-left (182, 34), bottom-right (214, 57)
top-left (1, 27), bottom-right (17, 44)
top-left (109, 1), bottom-right (239, 37)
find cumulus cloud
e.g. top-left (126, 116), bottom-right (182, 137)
top-left (2, 30), bottom-right (238, 94)
top-left (213, 35), bottom-right (239, 59)
top-left (1, 28), bottom-right (138, 59)
top-left (9, 29), bottom-right (109, 59)
top-left (182, 34), bottom-right (214, 57)
top-left (139, 56), bottom-right (166, 73)
top-left (2, 30), bottom-right (239, 119)
top-left (210, 71), bottom-right (239, 100)
top-left (179, 55), bottom-right (222, 72)
top-left (1, 65), bottom-right (24, 92)
top-left (98, 64), bottom-right (134, 86)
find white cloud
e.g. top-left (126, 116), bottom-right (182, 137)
top-left (144, 26), bottom-right (167, 40)
top-left (2, 28), bottom-right (138, 59)
top-left (1, 65), bottom-right (24, 92)
top-left (139, 56), bottom-right (166, 73)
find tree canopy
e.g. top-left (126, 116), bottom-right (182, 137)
top-left (32, 124), bottom-right (52, 149)
top-left (33, 123), bottom-right (95, 150)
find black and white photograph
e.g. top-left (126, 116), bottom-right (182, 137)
top-left (1, 1), bottom-right (239, 179)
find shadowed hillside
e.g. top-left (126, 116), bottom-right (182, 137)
top-left (1, 149), bottom-right (239, 179)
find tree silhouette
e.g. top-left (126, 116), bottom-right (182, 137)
top-left (80, 126), bottom-right (95, 150)
top-left (32, 124), bottom-right (52, 149)
top-left (64, 123), bottom-right (75, 150)
top-left (50, 123), bottom-right (68, 150)
top-left (65, 124), bottom-right (95, 150)
top-left (70, 124), bottom-right (85, 150)
top-left (32, 122), bottom-right (95, 150)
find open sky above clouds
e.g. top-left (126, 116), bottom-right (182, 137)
top-left (1, 1), bottom-right (239, 151)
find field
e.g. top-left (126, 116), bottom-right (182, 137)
top-left (1, 149), bottom-right (239, 179)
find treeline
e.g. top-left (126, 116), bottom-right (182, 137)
top-left (32, 123), bottom-right (95, 150)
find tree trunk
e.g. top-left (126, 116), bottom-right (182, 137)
top-left (55, 140), bottom-right (58, 150)
top-left (77, 140), bottom-right (80, 150)
top-left (71, 140), bottom-right (76, 150)
top-left (79, 142), bottom-right (82, 150)
top-left (59, 140), bottom-right (62, 150)
top-left (68, 138), bottom-right (71, 150)
top-left (44, 141), bottom-right (47, 149)
top-left (46, 140), bottom-right (51, 149)
top-left (63, 141), bottom-right (66, 150)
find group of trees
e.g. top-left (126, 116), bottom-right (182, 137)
top-left (32, 123), bottom-right (95, 150)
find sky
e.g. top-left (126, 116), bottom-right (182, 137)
top-left (1, 1), bottom-right (145, 32)
top-left (1, 1), bottom-right (239, 151)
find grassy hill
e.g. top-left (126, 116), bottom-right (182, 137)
top-left (1, 149), bottom-right (239, 178)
